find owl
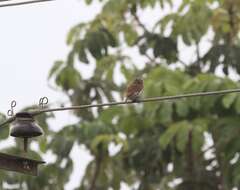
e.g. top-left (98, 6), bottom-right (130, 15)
top-left (125, 78), bottom-right (144, 102)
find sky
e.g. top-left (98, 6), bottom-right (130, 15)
top-left (0, 0), bottom-right (100, 113)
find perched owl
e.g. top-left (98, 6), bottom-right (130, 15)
top-left (125, 78), bottom-right (143, 102)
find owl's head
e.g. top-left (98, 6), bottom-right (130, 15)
top-left (134, 77), bottom-right (143, 84)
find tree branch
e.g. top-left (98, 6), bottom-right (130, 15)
top-left (131, 11), bottom-right (149, 34)
top-left (212, 131), bottom-right (226, 190)
top-left (198, 144), bottom-right (215, 158)
top-left (88, 150), bottom-right (103, 190)
top-left (131, 11), bottom-right (161, 65)
top-left (227, 3), bottom-right (235, 45)
top-left (178, 58), bottom-right (188, 66)
top-left (185, 130), bottom-right (195, 189)
top-left (195, 42), bottom-right (201, 72)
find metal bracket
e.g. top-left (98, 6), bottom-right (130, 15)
top-left (39, 97), bottom-right (48, 109)
top-left (7, 100), bottom-right (16, 117)
top-left (0, 152), bottom-right (45, 176)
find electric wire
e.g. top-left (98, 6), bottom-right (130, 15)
top-left (1, 88), bottom-right (240, 127)
top-left (0, 0), bottom-right (56, 8)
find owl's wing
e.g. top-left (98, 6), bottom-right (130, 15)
top-left (126, 83), bottom-right (143, 98)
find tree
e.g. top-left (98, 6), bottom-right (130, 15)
top-left (1, 0), bottom-right (240, 189)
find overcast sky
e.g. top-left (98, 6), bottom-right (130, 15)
top-left (0, 0), bottom-right (101, 112)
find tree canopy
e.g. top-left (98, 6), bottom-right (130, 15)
top-left (1, 0), bottom-right (240, 189)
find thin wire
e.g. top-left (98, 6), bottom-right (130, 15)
top-left (31, 88), bottom-right (240, 115)
top-left (1, 88), bottom-right (240, 127)
top-left (0, 0), bottom-right (56, 8)
top-left (0, 116), bottom-right (16, 127)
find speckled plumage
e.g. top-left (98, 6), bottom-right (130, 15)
top-left (125, 78), bottom-right (143, 102)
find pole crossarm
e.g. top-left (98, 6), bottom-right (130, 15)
top-left (1, 88), bottom-right (240, 127)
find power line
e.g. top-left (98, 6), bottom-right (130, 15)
top-left (30, 88), bottom-right (240, 116)
top-left (0, 116), bottom-right (15, 128)
top-left (0, 0), bottom-right (56, 8)
top-left (1, 88), bottom-right (240, 127)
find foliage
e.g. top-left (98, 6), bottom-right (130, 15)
top-left (2, 0), bottom-right (240, 190)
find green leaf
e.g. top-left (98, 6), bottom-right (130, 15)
top-left (175, 100), bottom-right (189, 117)
top-left (159, 121), bottom-right (192, 151)
top-left (0, 126), bottom-right (9, 141)
top-left (0, 113), bottom-right (9, 141)
top-left (192, 118), bottom-right (208, 152)
top-left (120, 64), bottom-right (135, 80)
top-left (100, 107), bottom-right (121, 124)
top-left (48, 60), bottom-right (64, 79)
top-left (86, 32), bottom-right (103, 59)
top-left (139, 43), bottom-right (148, 54)
top-left (85, 0), bottom-right (92, 5)
top-left (39, 137), bottom-right (47, 153)
top-left (234, 96), bottom-right (240, 114)
top-left (55, 66), bottom-right (81, 90)
top-left (159, 122), bottom-right (180, 149)
top-left (74, 40), bottom-right (89, 63)
top-left (67, 23), bottom-right (86, 45)
top-left (101, 28), bottom-right (117, 47)
top-left (0, 113), bottom-right (6, 124)
top-left (157, 102), bottom-right (173, 123)
top-left (50, 134), bottom-right (74, 157)
top-left (122, 24), bottom-right (138, 46)
top-left (222, 93), bottom-right (237, 109)
top-left (176, 122), bottom-right (191, 152)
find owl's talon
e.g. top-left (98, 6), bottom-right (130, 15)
top-left (132, 97), bottom-right (141, 103)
